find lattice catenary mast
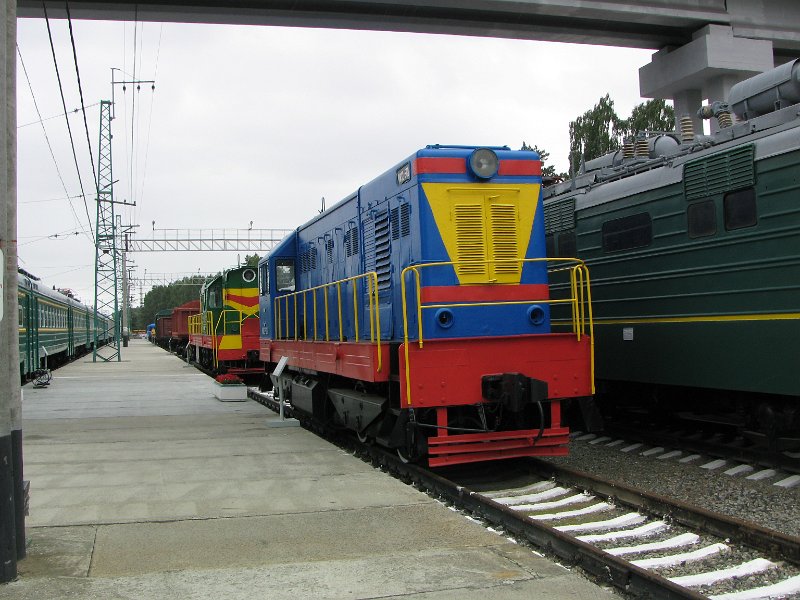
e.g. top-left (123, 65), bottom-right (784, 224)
top-left (92, 100), bottom-right (121, 361)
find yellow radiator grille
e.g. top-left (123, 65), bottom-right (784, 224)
top-left (489, 203), bottom-right (519, 275)
top-left (454, 204), bottom-right (488, 276)
top-left (422, 183), bottom-right (539, 285)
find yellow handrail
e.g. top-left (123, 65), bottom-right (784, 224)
top-left (400, 258), bottom-right (594, 405)
top-left (272, 272), bottom-right (382, 371)
top-left (211, 308), bottom-right (257, 368)
top-left (188, 313), bottom-right (202, 335)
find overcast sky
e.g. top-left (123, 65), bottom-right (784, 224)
top-left (16, 17), bottom-right (654, 308)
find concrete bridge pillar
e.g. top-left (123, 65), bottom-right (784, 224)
top-left (639, 25), bottom-right (774, 135)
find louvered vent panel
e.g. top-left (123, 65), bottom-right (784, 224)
top-left (684, 144), bottom-right (755, 200)
top-left (345, 227), bottom-right (359, 257)
top-left (728, 146), bottom-right (756, 190)
top-left (400, 203), bottom-right (410, 237)
top-left (326, 239), bottom-right (334, 263)
top-left (544, 199), bottom-right (575, 233)
top-left (390, 207), bottom-right (400, 240)
top-left (684, 162), bottom-right (707, 200)
top-left (705, 154), bottom-right (729, 196)
top-left (374, 211), bottom-right (392, 292)
top-left (454, 204), bottom-right (487, 275)
top-left (363, 216), bottom-right (376, 273)
top-left (490, 204), bottom-right (520, 275)
top-left (300, 247), bottom-right (317, 273)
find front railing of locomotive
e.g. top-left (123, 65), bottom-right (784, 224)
top-left (400, 257), bottom-right (594, 410)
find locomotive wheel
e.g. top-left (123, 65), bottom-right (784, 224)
top-left (357, 429), bottom-right (373, 445)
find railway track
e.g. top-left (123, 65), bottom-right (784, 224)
top-left (581, 426), bottom-right (800, 488)
top-left (602, 413), bottom-right (800, 477)
top-left (249, 388), bottom-right (800, 600)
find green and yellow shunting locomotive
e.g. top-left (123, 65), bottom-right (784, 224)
top-left (543, 60), bottom-right (800, 448)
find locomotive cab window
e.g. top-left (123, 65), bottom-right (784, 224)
top-left (724, 187), bottom-right (757, 230)
top-left (259, 263), bottom-right (269, 296)
top-left (687, 200), bottom-right (717, 238)
top-left (602, 213), bottom-right (652, 252)
top-left (209, 289), bottom-right (221, 309)
top-left (275, 259), bottom-right (296, 292)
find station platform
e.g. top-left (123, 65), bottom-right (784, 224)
top-left (6, 339), bottom-right (615, 599)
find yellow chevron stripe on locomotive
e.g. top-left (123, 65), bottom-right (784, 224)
top-left (422, 182), bottom-right (540, 285)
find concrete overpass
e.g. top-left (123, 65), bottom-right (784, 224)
top-left (19, 1), bottom-right (800, 127)
top-left (16, 1), bottom-right (800, 61)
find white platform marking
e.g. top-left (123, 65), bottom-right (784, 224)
top-left (631, 543), bottom-right (729, 569)
top-left (709, 574), bottom-right (800, 599)
top-left (605, 532), bottom-right (699, 556)
top-left (529, 501), bottom-right (613, 521)
top-left (556, 512), bottom-right (647, 533)
top-left (577, 520), bottom-right (667, 543)
top-left (669, 558), bottom-right (776, 587)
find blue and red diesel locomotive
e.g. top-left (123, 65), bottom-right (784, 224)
top-left (259, 145), bottom-right (594, 467)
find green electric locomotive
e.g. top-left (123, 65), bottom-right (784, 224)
top-left (543, 60), bottom-right (800, 447)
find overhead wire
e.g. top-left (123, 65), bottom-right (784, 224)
top-left (19, 226), bottom-right (85, 246)
top-left (130, 10), bottom-right (138, 218)
top-left (135, 23), bottom-right (162, 227)
top-left (17, 42), bottom-right (92, 242)
top-left (18, 101), bottom-right (101, 129)
top-left (42, 1), bottom-right (95, 242)
top-left (20, 192), bottom-right (88, 205)
top-left (65, 2), bottom-right (98, 192)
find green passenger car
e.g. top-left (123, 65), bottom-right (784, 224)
top-left (18, 270), bottom-right (113, 381)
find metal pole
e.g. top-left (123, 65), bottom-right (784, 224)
top-left (121, 236), bottom-right (129, 347)
top-left (0, 0), bottom-right (19, 581)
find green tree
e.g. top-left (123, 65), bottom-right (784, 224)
top-left (520, 142), bottom-right (562, 179)
top-left (130, 274), bottom-right (213, 330)
top-left (568, 94), bottom-right (624, 174)
top-left (243, 253), bottom-right (260, 267)
top-left (567, 97), bottom-right (676, 173)
top-left (619, 99), bottom-right (675, 138)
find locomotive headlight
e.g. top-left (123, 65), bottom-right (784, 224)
top-left (468, 148), bottom-right (499, 179)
